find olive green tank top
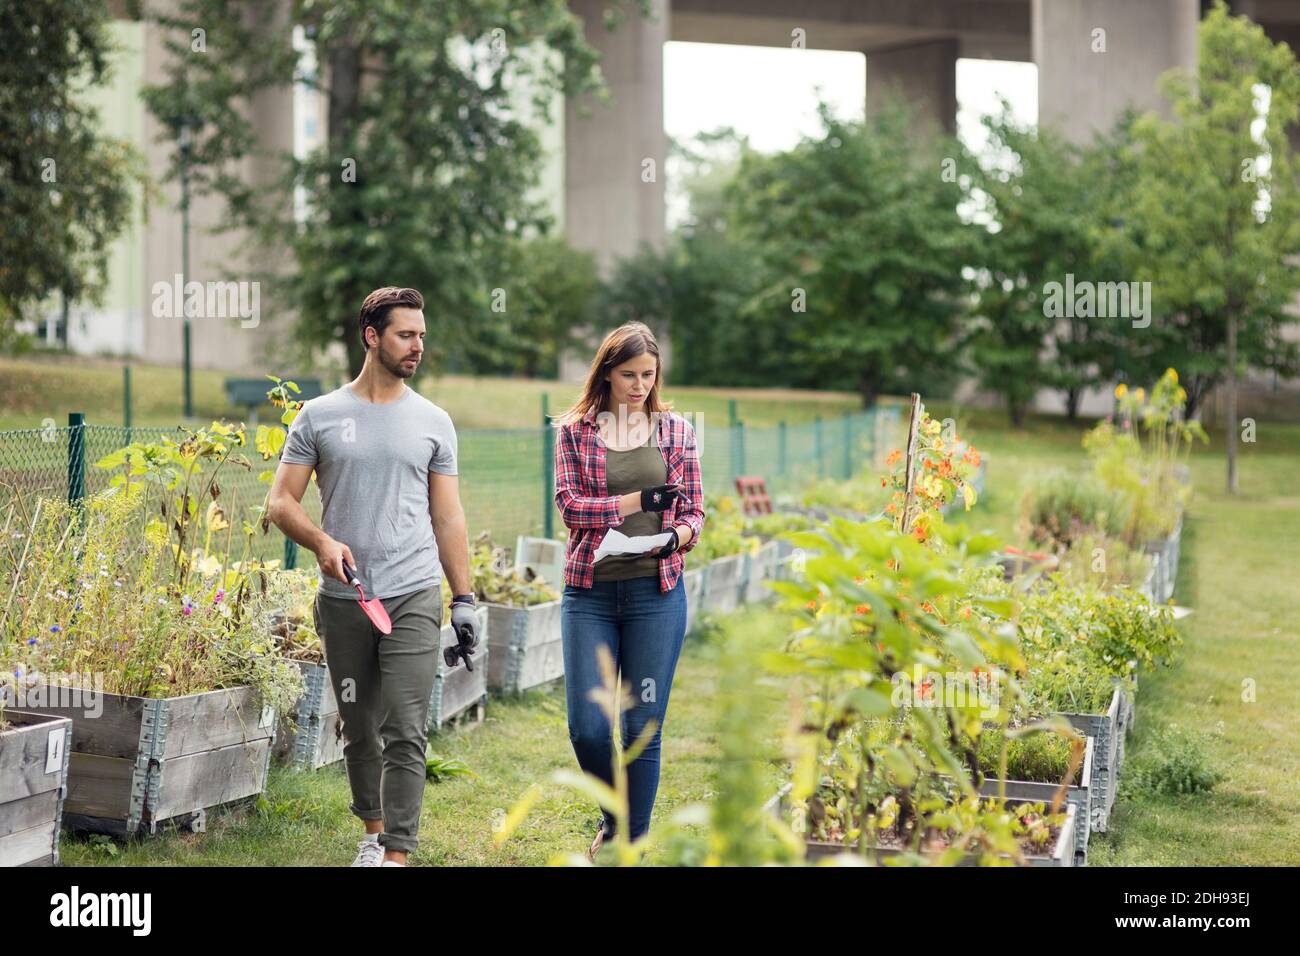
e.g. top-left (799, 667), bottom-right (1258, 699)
top-left (594, 435), bottom-right (668, 581)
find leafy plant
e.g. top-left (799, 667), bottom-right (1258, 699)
top-left (460, 531), bottom-right (559, 607)
top-left (1124, 724), bottom-right (1223, 796)
top-left (881, 411), bottom-right (982, 542)
top-left (0, 491), bottom-right (303, 715)
top-left (264, 568), bottom-right (323, 663)
top-left (1021, 470), bottom-right (1130, 551)
top-left (425, 753), bottom-right (475, 784)
top-left (1053, 533), bottom-right (1153, 592)
top-left (690, 496), bottom-right (754, 563)
top-left (1084, 369), bottom-right (1206, 545)
top-left (976, 726), bottom-right (1081, 786)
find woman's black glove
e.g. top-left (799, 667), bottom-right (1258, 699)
top-left (640, 483), bottom-right (682, 513)
top-left (652, 528), bottom-right (682, 558)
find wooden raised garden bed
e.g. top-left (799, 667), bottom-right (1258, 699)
top-left (1055, 685), bottom-right (1124, 834)
top-left (978, 734), bottom-right (1095, 866)
top-left (274, 662), bottom-right (344, 772)
top-left (765, 784), bottom-right (1076, 867)
top-left (1140, 515), bottom-right (1183, 605)
top-left (702, 553), bottom-right (746, 614)
top-left (803, 801), bottom-right (1076, 868)
top-left (485, 599), bottom-right (563, 694)
top-left (0, 710), bottom-right (73, 866)
top-left (683, 566), bottom-right (708, 635)
top-left (32, 685), bottom-right (276, 838)
top-left (741, 540), bottom-right (779, 604)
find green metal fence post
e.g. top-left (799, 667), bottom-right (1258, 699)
top-left (67, 412), bottom-right (86, 504)
top-left (734, 419), bottom-right (745, 481)
top-left (542, 393), bottom-right (555, 539)
top-left (843, 413), bottom-right (852, 478)
top-left (283, 538), bottom-right (299, 571)
top-left (814, 415), bottom-right (824, 479)
top-left (123, 366), bottom-right (133, 444)
top-left (778, 420), bottom-right (787, 476)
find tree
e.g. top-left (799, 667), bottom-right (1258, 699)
top-left (471, 235), bottom-right (600, 378)
top-left (136, 0), bottom-right (640, 375)
top-left (965, 106), bottom-right (1128, 425)
top-left (725, 102), bottom-right (975, 407)
top-left (1117, 1), bottom-right (1300, 492)
top-left (0, 1), bottom-right (141, 341)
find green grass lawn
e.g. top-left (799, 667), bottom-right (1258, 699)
top-left (940, 409), bottom-right (1300, 866)
top-left (0, 354), bottom-right (862, 432)
top-left (57, 625), bottom-right (791, 867)
top-left (28, 366), bottom-right (1300, 866)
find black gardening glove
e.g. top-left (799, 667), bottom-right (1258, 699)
top-left (652, 528), bottom-right (682, 559)
top-left (640, 483), bottom-right (682, 513)
top-left (444, 594), bottom-right (479, 670)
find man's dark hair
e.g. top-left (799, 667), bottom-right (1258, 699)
top-left (358, 287), bottom-right (423, 347)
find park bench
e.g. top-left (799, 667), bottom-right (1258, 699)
top-left (224, 377), bottom-right (324, 422)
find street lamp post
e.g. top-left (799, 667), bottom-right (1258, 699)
top-left (178, 120), bottom-right (194, 420)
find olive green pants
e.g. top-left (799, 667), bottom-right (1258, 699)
top-left (314, 586), bottom-right (441, 854)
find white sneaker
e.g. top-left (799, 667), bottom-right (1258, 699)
top-left (381, 860), bottom-right (405, 867)
top-left (351, 836), bottom-right (385, 867)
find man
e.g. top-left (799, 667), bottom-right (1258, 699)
top-left (268, 286), bottom-right (479, 867)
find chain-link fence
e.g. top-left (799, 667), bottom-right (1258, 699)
top-left (0, 406), bottom-right (900, 568)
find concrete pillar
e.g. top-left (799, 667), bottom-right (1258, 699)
top-left (140, 0), bottom-right (295, 374)
top-left (562, 1), bottom-right (668, 380)
top-left (865, 38), bottom-right (958, 135)
top-left (564, 0), bottom-right (667, 271)
top-left (1034, 0), bottom-right (1199, 144)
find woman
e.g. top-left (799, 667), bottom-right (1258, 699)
top-left (553, 321), bottom-right (706, 860)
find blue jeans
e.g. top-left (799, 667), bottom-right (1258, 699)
top-left (561, 575), bottom-right (688, 840)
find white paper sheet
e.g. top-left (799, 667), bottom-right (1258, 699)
top-left (594, 528), bottom-right (672, 563)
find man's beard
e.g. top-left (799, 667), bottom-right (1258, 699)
top-left (378, 346), bottom-right (418, 379)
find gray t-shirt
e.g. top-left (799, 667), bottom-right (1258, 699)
top-left (280, 384), bottom-right (458, 600)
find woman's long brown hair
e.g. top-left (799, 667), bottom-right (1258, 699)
top-left (554, 322), bottom-right (674, 426)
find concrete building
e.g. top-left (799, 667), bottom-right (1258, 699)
top-left (48, 0), bottom-right (1300, 415)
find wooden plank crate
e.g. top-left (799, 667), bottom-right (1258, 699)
top-left (1056, 686), bottom-right (1123, 834)
top-left (765, 784), bottom-right (1077, 868)
top-left (741, 540), bottom-right (779, 604)
top-left (32, 685), bottom-right (275, 838)
top-left (978, 734), bottom-right (1096, 866)
top-left (0, 711), bottom-right (73, 866)
top-left (683, 566), bottom-right (708, 635)
top-left (274, 662), bottom-right (344, 772)
top-left (702, 553), bottom-right (746, 615)
top-left (485, 600), bottom-right (564, 694)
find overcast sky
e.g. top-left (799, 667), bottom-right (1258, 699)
top-left (662, 42), bottom-right (1038, 226)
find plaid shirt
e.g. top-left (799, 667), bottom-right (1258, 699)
top-left (554, 407), bottom-right (706, 591)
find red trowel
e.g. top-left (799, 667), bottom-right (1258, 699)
top-left (343, 561), bottom-right (392, 635)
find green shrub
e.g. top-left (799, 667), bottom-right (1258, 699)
top-left (1125, 724), bottom-right (1223, 796)
top-left (977, 726), bottom-right (1082, 785)
top-left (1055, 533), bottom-right (1153, 591)
top-left (691, 495), bottom-right (751, 562)
top-left (1021, 470), bottom-right (1129, 551)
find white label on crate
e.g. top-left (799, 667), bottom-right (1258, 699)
top-left (45, 726), bottom-right (66, 774)
top-left (259, 705), bottom-right (274, 729)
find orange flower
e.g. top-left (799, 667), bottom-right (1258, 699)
top-left (855, 604), bottom-right (869, 615)
top-left (886, 449), bottom-right (902, 466)
top-left (961, 607), bottom-right (972, 620)
top-left (805, 600), bottom-right (817, 610)
top-left (921, 601), bottom-right (937, 615)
